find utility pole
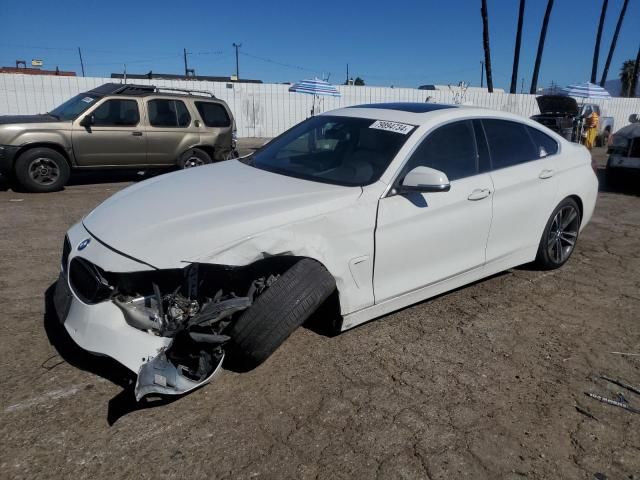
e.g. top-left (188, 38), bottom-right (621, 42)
top-left (521, 77), bottom-right (525, 93)
top-left (480, 61), bottom-right (484, 88)
top-left (346, 64), bottom-right (349, 85)
top-left (233, 43), bottom-right (242, 80)
top-left (77, 47), bottom-right (85, 77)
top-left (183, 48), bottom-right (189, 77)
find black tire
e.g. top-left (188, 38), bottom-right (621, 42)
top-left (177, 148), bottom-right (212, 169)
top-left (14, 147), bottom-right (70, 193)
top-left (535, 198), bottom-right (581, 270)
top-left (228, 259), bottom-right (336, 369)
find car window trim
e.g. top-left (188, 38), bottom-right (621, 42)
top-left (480, 118), bottom-right (549, 172)
top-left (147, 98), bottom-right (191, 129)
top-left (385, 118), bottom-right (482, 196)
top-left (89, 97), bottom-right (141, 128)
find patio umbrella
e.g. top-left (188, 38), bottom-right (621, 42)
top-left (560, 82), bottom-right (611, 99)
top-left (289, 78), bottom-right (341, 116)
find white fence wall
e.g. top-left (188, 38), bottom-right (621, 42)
top-left (1, 73), bottom-right (639, 138)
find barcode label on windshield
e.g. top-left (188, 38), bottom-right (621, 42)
top-left (369, 120), bottom-right (414, 135)
top-left (81, 97), bottom-right (95, 103)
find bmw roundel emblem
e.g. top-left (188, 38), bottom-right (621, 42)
top-left (77, 238), bottom-right (91, 251)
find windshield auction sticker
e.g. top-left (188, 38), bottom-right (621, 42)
top-left (369, 120), bottom-right (415, 135)
top-left (81, 97), bottom-right (95, 103)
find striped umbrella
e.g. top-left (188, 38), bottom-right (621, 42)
top-left (288, 78), bottom-right (341, 97)
top-left (560, 82), bottom-right (611, 99)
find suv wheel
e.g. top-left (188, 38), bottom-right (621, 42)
top-left (14, 147), bottom-right (70, 193)
top-left (178, 148), bottom-right (211, 169)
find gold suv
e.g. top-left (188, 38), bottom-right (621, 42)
top-left (0, 83), bottom-right (237, 192)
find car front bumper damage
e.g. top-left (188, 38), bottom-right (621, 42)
top-left (57, 222), bottom-right (262, 401)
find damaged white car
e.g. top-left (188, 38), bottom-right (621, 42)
top-left (54, 103), bottom-right (598, 400)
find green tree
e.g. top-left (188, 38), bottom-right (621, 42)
top-left (354, 77), bottom-right (365, 86)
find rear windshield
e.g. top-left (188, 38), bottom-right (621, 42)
top-left (195, 101), bottom-right (231, 127)
top-left (241, 115), bottom-right (415, 187)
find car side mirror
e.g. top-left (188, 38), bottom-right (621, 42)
top-left (80, 114), bottom-right (94, 128)
top-left (399, 166), bottom-right (450, 193)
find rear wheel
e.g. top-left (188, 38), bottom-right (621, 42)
top-left (227, 259), bottom-right (336, 370)
top-left (535, 198), bottom-right (581, 270)
top-left (14, 147), bottom-right (70, 193)
top-left (178, 148), bottom-right (212, 169)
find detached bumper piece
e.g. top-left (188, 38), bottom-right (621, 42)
top-left (135, 345), bottom-right (224, 401)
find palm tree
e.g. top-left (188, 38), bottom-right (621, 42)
top-left (591, 0), bottom-right (608, 83)
top-left (510, 0), bottom-right (526, 94)
top-left (600, 0), bottom-right (629, 87)
top-left (620, 59), bottom-right (636, 97)
top-left (631, 48), bottom-right (640, 97)
top-left (481, 0), bottom-right (493, 93)
top-left (530, 0), bottom-right (554, 94)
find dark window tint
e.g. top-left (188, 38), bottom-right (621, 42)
top-left (148, 99), bottom-right (190, 127)
top-left (92, 99), bottom-right (139, 126)
top-left (483, 119), bottom-right (538, 169)
top-left (526, 126), bottom-right (559, 157)
top-left (195, 102), bottom-right (231, 127)
top-left (404, 120), bottom-right (478, 181)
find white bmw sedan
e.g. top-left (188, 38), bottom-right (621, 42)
top-left (54, 103), bottom-right (598, 399)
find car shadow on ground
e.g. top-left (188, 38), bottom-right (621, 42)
top-left (596, 166), bottom-right (640, 197)
top-left (43, 283), bottom-right (184, 425)
top-left (66, 168), bottom-right (169, 187)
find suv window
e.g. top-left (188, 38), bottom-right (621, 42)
top-left (526, 126), bottom-right (559, 157)
top-left (482, 119), bottom-right (538, 169)
top-left (404, 120), bottom-right (478, 181)
top-left (148, 99), bottom-right (191, 127)
top-left (92, 99), bottom-right (140, 126)
top-left (195, 102), bottom-right (231, 127)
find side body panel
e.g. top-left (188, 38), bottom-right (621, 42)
top-left (71, 97), bottom-right (147, 166)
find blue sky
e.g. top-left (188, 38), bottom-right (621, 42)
top-left (1, 0), bottom-right (638, 89)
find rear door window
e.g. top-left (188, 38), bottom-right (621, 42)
top-left (195, 102), bottom-right (231, 127)
top-left (148, 99), bottom-right (191, 127)
top-left (404, 120), bottom-right (478, 181)
top-left (482, 119), bottom-right (539, 169)
top-left (526, 126), bottom-right (559, 158)
top-left (92, 99), bottom-right (140, 126)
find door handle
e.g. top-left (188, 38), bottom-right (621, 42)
top-left (467, 188), bottom-right (491, 201)
top-left (132, 131), bottom-right (143, 136)
top-left (539, 169), bottom-right (554, 179)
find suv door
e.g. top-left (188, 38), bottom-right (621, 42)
top-left (146, 98), bottom-right (199, 165)
top-left (374, 120), bottom-right (494, 302)
top-left (481, 119), bottom-right (560, 268)
top-left (72, 98), bottom-right (146, 166)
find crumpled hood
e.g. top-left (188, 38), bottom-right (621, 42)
top-left (83, 160), bottom-right (362, 269)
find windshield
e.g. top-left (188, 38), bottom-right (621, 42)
top-left (242, 115), bottom-right (415, 186)
top-left (49, 93), bottom-right (100, 121)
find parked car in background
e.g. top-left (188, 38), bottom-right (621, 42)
top-left (606, 114), bottom-right (640, 182)
top-left (0, 83), bottom-right (237, 192)
top-left (531, 95), bottom-right (613, 145)
top-left (54, 103), bottom-right (598, 401)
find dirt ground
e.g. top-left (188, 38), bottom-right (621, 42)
top-left (0, 144), bottom-right (638, 480)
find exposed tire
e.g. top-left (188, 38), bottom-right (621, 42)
top-left (534, 198), bottom-right (581, 270)
top-left (14, 147), bottom-right (70, 193)
top-left (228, 259), bottom-right (336, 369)
top-left (177, 148), bottom-right (212, 169)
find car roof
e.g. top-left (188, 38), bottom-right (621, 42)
top-left (326, 102), bottom-right (548, 129)
top-left (86, 82), bottom-right (221, 101)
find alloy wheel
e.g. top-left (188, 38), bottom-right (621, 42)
top-left (547, 205), bottom-right (580, 264)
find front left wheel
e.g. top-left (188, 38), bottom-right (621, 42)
top-left (535, 198), bottom-right (581, 270)
top-left (14, 147), bottom-right (70, 193)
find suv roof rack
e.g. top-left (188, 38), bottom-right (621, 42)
top-left (89, 83), bottom-right (217, 99)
